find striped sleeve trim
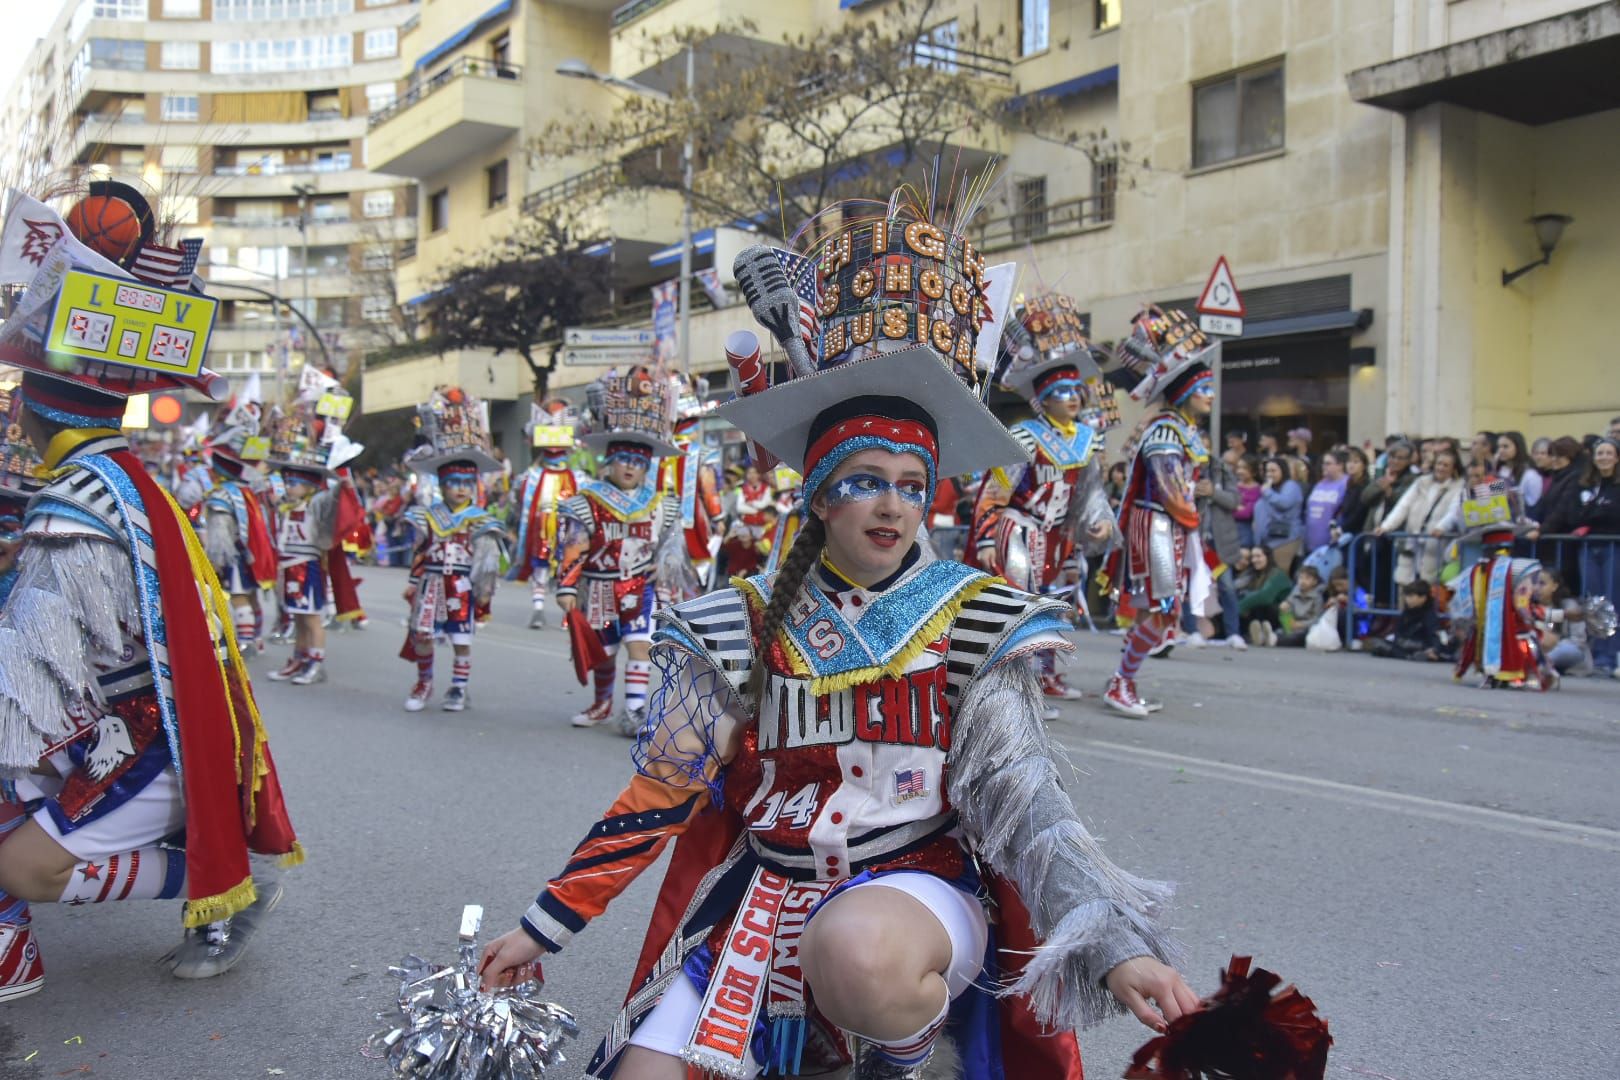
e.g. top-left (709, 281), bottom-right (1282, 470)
top-left (520, 899), bottom-right (577, 953)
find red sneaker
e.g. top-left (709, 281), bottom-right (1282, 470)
top-left (1102, 675), bottom-right (1150, 719)
top-left (0, 922), bottom-right (44, 1002)
top-left (1040, 673), bottom-right (1084, 701)
top-left (570, 700), bottom-right (615, 728)
top-left (266, 654), bottom-right (305, 682)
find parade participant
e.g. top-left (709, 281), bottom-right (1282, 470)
top-left (400, 388), bottom-right (505, 713)
top-left (265, 398), bottom-right (361, 686)
top-left (202, 393), bottom-right (277, 658)
top-left (512, 400), bottom-right (580, 629)
top-left (735, 461), bottom-right (775, 529)
top-left (971, 291), bottom-right (1113, 713)
top-left (1102, 306), bottom-right (1219, 718)
top-left (557, 369), bottom-right (684, 734)
top-left (0, 190), bottom-right (300, 995)
top-left (659, 378), bottom-right (724, 595)
top-left (480, 207), bottom-right (1192, 1079)
top-left (1452, 481), bottom-right (1557, 690)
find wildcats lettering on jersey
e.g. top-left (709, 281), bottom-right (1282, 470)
top-left (599, 520), bottom-right (652, 543)
top-left (758, 663), bottom-right (952, 752)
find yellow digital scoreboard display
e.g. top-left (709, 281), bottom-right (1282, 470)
top-left (45, 269), bottom-right (217, 378)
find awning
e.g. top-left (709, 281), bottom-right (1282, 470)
top-left (1346, 1), bottom-right (1620, 125)
top-left (1006, 65), bottom-right (1119, 110)
top-left (415, 0), bottom-right (513, 73)
top-left (648, 229), bottom-right (715, 268)
top-left (1237, 308), bottom-right (1373, 341)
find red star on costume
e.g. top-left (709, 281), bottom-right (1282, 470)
top-left (79, 861), bottom-right (102, 881)
top-left (67, 897), bottom-right (87, 906)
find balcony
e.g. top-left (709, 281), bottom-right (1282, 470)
top-left (366, 58), bottom-right (524, 179)
top-left (968, 193), bottom-right (1114, 255)
top-left (609, 0), bottom-right (815, 88)
top-left (209, 166), bottom-right (395, 198)
top-left (204, 215), bottom-right (416, 248)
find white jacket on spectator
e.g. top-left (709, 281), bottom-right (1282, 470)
top-left (1380, 474), bottom-right (1463, 583)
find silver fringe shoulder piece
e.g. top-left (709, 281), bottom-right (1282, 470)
top-left (0, 534), bottom-right (140, 771)
top-left (306, 486), bottom-right (339, 550)
top-left (946, 657), bottom-right (1182, 1029)
top-left (468, 530), bottom-right (503, 600)
top-left (203, 502), bottom-right (241, 574)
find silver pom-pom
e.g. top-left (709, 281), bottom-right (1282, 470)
top-left (1586, 596), bottom-right (1617, 639)
top-left (365, 908), bottom-right (578, 1078)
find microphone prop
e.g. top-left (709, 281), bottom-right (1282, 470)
top-left (732, 245), bottom-right (817, 380)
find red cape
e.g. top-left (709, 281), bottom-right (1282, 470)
top-left (328, 477), bottom-right (367, 620)
top-left (114, 452), bottom-right (300, 923)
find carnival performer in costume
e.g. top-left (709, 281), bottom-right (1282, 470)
top-left (1102, 307), bottom-right (1218, 718)
top-left (400, 388), bottom-right (505, 713)
top-left (658, 378), bottom-right (724, 596)
top-left (971, 291), bottom-right (1112, 714)
top-left (558, 369), bottom-right (685, 734)
top-left (0, 189), bottom-right (300, 998)
top-left (513, 400), bottom-right (580, 629)
top-left (202, 393), bottom-right (278, 658)
top-left (266, 400), bottom-right (362, 686)
top-left (1452, 481), bottom-right (1558, 690)
top-left (480, 207), bottom-right (1194, 1079)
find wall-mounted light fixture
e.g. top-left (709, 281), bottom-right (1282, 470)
top-left (1502, 213), bottom-right (1573, 286)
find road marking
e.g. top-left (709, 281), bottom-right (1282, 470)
top-left (1065, 738), bottom-right (1620, 853)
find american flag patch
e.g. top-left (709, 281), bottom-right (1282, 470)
top-left (774, 248), bottom-right (820, 357)
top-left (894, 768), bottom-right (927, 801)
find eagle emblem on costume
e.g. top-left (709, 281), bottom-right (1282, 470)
top-left (84, 715), bottom-right (136, 782)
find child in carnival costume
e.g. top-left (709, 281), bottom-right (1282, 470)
top-left (1102, 307), bottom-right (1218, 718)
top-left (265, 400), bottom-right (362, 686)
top-left (971, 291), bottom-right (1114, 714)
top-left (479, 201), bottom-right (1194, 1079)
top-left (512, 398), bottom-right (581, 630)
top-left (1451, 480), bottom-right (1562, 691)
top-left (0, 189), bottom-right (300, 1000)
top-left (400, 388), bottom-right (506, 713)
top-left (659, 376), bottom-right (725, 597)
top-left (201, 383), bottom-right (278, 659)
top-left (558, 368), bottom-right (686, 734)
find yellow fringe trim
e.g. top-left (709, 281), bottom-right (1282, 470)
top-left (182, 875), bottom-right (258, 929)
top-left (334, 610), bottom-right (366, 622)
top-left (278, 841), bottom-right (307, 869)
top-left (42, 427), bottom-right (124, 471)
top-left (586, 487), bottom-right (663, 524)
top-left (734, 573), bottom-right (1003, 695)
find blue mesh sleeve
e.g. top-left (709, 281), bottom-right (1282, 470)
top-left (629, 646), bottom-right (737, 804)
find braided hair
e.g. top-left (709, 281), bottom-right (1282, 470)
top-left (745, 513), bottom-right (826, 709)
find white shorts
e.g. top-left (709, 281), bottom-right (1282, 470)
top-left (626, 871), bottom-right (988, 1067)
top-left (13, 766), bottom-right (185, 861)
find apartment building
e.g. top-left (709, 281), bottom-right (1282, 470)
top-left (0, 0), bottom-right (420, 396)
top-left (365, 0), bottom-right (1617, 448)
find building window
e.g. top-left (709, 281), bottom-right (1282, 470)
top-left (1193, 60), bottom-right (1285, 169)
top-left (913, 20), bottom-right (958, 72)
top-left (485, 160), bottom-right (508, 209)
top-left (160, 144), bottom-right (199, 172)
top-left (161, 41), bottom-right (201, 69)
top-left (163, 0), bottom-right (202, 16)
top-left (1095, 0), bottom-right (1120, 31)
top-left (212, 35), bottom-right (353, 73)
top-left (1012, 176), bottom-right (1047, 243)
top-left (93, 0), bottom-right (148, 20)
top-left (362, 189), bottom-right (395, 218)
top-left (161, 94), bottom-right (200, 121)
top-left (363, 28), bottom-right (397, 60)
top-left (361, 246), bottom-right (392, 270)
top-left (428, 188), bottom-right (448, 232)
top-left (87, 38), bottom-right (147, 71)
top-left (213, 0), bottom-right (354, 19)
top-left (365, 81), bottom-right (396, 113)
top-left (314, 149), bottom-right (352, 171)
top-left (362, 295), bottom-right (394, 322)
top-left (1020, 0), bottom-right (1049, 56)
top-left (490, 32), bottom-right (510, 68)
top-left (1091, 156), bottom-right (1118, 222)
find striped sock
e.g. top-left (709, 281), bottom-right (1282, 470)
top-left (592, 660), bottom-right (616, 705)
top-left (1117, 622), bottom-right (1161, 680)
top-left (0, 801), bottom-right (28, 926)
top-left (624, 659), bottom-right (651, 713)
top-left (864, 996), bottom-right (948, 1069)
top-left (58, 847), bottom-right (186, 905)
top-left (233, 607), bottom-right (256, 650)
top-left (415, 653), bottom-right (434, 685)
top-left (452, 657), bottom-right (471, 689)
top-left (306, 648), bottom-right (325, 665)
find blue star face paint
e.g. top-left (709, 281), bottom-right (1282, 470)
top-left (822, 472), bottom-right (929, 510)
top-left (1038, 379), bottom-right (1084, 403)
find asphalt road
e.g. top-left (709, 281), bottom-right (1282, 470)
top-left (3, 566), bottom-right (1617, 1080)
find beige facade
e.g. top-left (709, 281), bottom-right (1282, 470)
top-left (365, 0), bottom-right (1618, 451)
top-left (0, 0), bottom-right (419, 398)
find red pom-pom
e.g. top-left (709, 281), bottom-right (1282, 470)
top-left (1126, 956), bottom-right (1331, 1080)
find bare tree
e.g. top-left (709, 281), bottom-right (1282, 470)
top-left (533, 0), bottom-right (1131, 240)
top-left (418, 217), bottom-right (611, 400)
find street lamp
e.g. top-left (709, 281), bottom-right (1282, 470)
top-left (291, 181), bottom-right (319, 370)
top-left (557, 47), bottom-right (695, 375)
top-left (1501, 213), bottom-right (1574, 287)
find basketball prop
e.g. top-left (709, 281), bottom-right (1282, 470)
top-left (65, 181), bottom-right (155, 269)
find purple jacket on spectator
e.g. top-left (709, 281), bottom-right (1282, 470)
top-left (1305, 476), bottom-right (1348, 552)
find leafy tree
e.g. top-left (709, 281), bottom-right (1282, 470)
top-left (417, 217), bottom-right (611, 400)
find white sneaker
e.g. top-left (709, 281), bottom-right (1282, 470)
top-left (404, 681), bottom-right (431, 712)
top-left (1041, 703), bottom-right (1061, 722)
top-left (1225, 634), bottom-right (1249, 651)
top-left (1265, 624), bottom-right (1278, 647)
top-left (1183, 632), bottom-right (1209, 648)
